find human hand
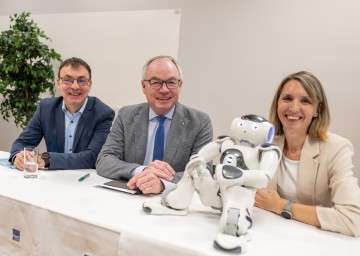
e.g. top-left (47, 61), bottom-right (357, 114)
top-left (255, 189), bottom-right (286, 214)
top-left (13, 151), bottom-right (45, 171)
top-left (127, 160), bottom-right (175, 194)
top-left (13, 151), bottom-right (26, 171)
top-left (127, 169), bottom-right (165, 194)
top-left (146, 160), bottom-right (175, 180)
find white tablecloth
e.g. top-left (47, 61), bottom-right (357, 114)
top-left (0, 151), bottom-right (359, 255)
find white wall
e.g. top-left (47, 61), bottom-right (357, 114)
top-left (0, 9), bottom-right (181, 110)
top-left (1, 0), bottom-right (359, 182)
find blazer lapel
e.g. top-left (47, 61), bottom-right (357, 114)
top-left (164, 103), bottom-right (188, 164)
top-left (73, 97), bottom-right (93, 151)
top-left (55, 103), bottom-right (65, 153)
top-left (297, 136), bottom-right (320, 204)
top-left (268, 136), bottom-right (285, 190)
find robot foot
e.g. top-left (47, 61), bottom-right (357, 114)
top-left (142, 200), bottom-right (189, 216)
top-left (214, 233), bottom-right (247, 254)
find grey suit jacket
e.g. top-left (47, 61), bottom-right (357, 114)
top-left (268, 133), bottom-right (360, 236)
top-left (96, 102), bottom-right (213, 183)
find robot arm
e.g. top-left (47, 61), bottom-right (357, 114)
top-left (235, 144), bottom-right (281, 189)
top-left (258, 144), bottom-right (281, 182)
top-left (242, 147), bottom-right (280, 188)
top-left (194, 136), bottom-right (233, 162)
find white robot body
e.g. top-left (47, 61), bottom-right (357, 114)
top-left (142, 114), bottom-right (281, 254)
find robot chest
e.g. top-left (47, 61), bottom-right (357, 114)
top-left (220, 148), bottom-right (257, 170)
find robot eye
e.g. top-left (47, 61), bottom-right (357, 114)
top-left (238, 120), bottom-right (245, 126)
top-left (252, 123), bottom-right (260, 130)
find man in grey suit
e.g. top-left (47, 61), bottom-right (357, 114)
top-left (96, 55), bottom-right (213, 194)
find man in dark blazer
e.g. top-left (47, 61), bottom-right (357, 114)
top-left (10, 57), bottom-right (115, 170)
top-left (96, 55), bottom-right (213, 194)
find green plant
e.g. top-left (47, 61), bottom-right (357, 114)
top-left (0, 12), bottom-right (61, 128)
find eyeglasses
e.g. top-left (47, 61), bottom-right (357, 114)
top-left (60, 77), bottom-right (90, 86)
top-left (143, 79), bottom-right (181, 90)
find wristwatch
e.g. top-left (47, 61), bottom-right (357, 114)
top-left (281, 200), bottom-right (294, 219)
top-left (41, 152), bottom-right (51, 167)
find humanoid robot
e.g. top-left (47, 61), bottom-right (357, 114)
top-left (143, 114), bottom-right (281, 253)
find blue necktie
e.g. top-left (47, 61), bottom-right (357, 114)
top-left (153, 116), bottom-right (166, 161)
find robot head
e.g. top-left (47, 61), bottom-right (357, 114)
top-left (230, 114), bottom-right (275, 146)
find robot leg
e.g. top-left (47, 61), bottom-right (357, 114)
top-left (214, 186), bottom-right (253, 252)
top-left (215, 208), bottom-right (248, 253)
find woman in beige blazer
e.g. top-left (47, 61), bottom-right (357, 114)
top-left (255, 71), bottom-right (360, 236)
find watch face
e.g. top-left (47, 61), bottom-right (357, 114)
top-left (42, 152), bottom-right (50, 158)
top-left (281, 211), bottom-right (292, 219)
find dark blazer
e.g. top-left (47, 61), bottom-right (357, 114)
top-left (96, 102), bottom-right (213, 183)
top-left (9, 97), bottom-right (115, 169)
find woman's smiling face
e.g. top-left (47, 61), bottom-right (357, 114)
top-left (277, 79), bottom-right (318, 135)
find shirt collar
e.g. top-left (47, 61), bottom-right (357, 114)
top-left (149, 106), bottom-right (175, 120)
top-left (62, 97), bottom-right (88, 115)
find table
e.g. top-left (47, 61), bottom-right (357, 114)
top-left (0, 151), bottom-right (359, 256)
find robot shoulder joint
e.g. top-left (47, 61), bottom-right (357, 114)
top-left (216, 135), bottom-right (234, 143)
top-left (259, 143), bottom-right (281, 159)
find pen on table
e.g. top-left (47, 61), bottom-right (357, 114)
top-left (78, 173), bottom-right (90, 182)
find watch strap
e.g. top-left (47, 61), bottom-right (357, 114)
top-left (283, 200), bottom-right (293, 211)
top-left (41, 152), bottom-right (51, 167)
top-left (281, 200), bottom-right (294, 219)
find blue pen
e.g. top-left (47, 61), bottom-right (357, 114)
top-left (78, 173), bottom-right (90, 182)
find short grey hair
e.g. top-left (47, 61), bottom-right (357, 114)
top-left (142, 55), bottom-right (183, 80)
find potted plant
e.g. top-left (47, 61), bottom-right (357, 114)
top-left (0, 12), bottom-right (61, 128)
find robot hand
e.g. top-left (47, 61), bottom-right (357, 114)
top-left (185, 155), bottom-right (206, 174)
top-left (191, 164), bottom-right (222, 209)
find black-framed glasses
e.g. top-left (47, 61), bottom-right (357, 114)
top-left (60, 77), bottom-right (90, 86)
top-left (143, 79), bottom-right (181, 90)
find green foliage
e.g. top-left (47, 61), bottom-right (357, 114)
top-left (0, 12), bottom-right (61, 128)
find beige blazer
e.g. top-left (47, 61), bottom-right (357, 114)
top-left (268, 133), bottom-right (360, 236)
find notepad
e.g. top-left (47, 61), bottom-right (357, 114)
top-left (102, 179), bottom-right (141, 195)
